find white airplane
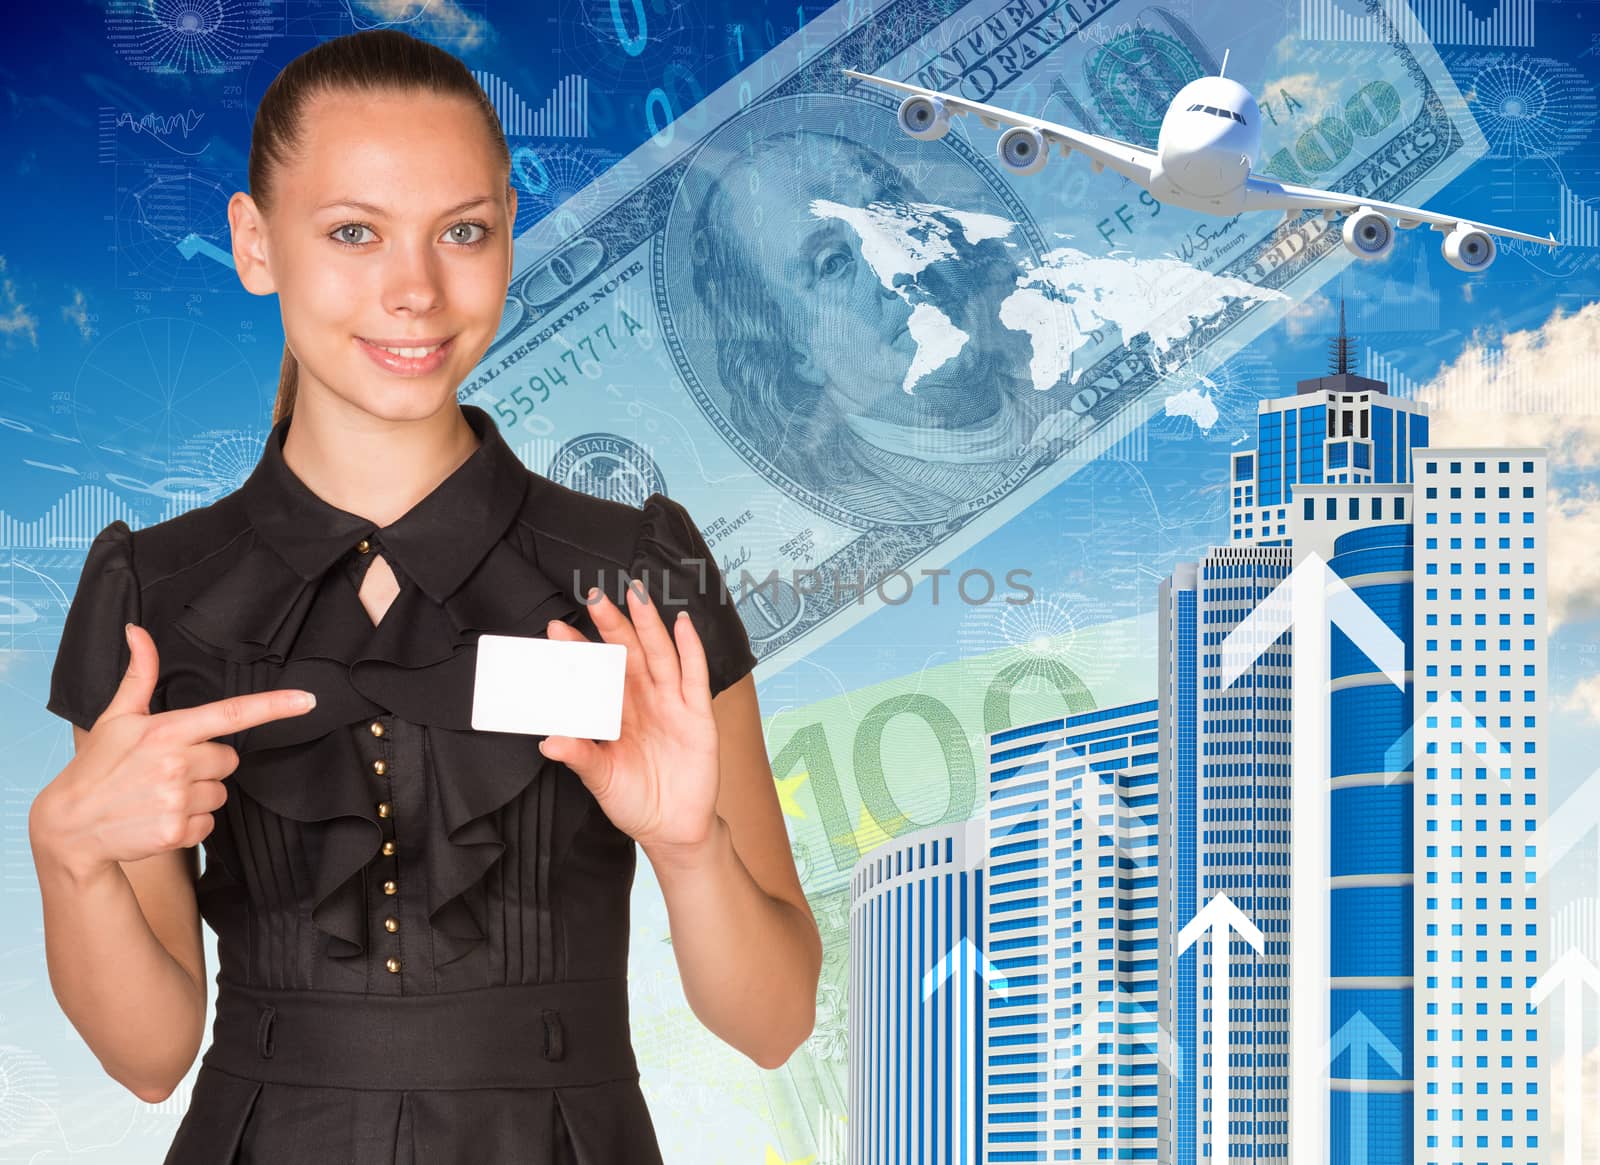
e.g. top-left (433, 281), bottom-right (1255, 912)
top-left (842, 54), bottom-right (1559, 272)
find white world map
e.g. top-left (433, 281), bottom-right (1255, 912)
top-left (810, 197), bottom-right (1287, 400)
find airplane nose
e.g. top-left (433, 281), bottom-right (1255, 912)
top-left (1173, 144), bottom-right (1249, 198)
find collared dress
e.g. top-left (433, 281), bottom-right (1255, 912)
top-left (45, 404), bottom-right (759, 1164)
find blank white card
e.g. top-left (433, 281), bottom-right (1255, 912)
top-left (470, 633), bottom-right (627, 741)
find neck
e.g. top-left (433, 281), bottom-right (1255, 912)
top-left (280, 390), bottom-right (481, 527)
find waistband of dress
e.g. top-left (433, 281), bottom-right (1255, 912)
top-left (201, 975), bottom-right (640, 1091)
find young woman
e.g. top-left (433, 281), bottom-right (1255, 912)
top-left (28, 29), bottom-right (821, 1164)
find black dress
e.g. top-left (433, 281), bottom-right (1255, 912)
top-left (45, 403), bottom-right (758, 1164)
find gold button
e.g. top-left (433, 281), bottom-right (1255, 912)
top-left (358, 539), bottom-right (371, 554)
top-left (383, 879), bottom-right (397, 895)
top-left (384, 917), bottom-right (399, 933)
top-left (386, 956), bottom-right (400, 973)
top-left (382, 840), bottom-right (396, 856)
top-left (377, 801), bottom-right (392, 818)
top-left (369, 720), bottom-right (385, 737)
top-left (373, 759), bottom-right (387, 776)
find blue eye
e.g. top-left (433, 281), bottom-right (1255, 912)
top-left (328, 220), bottom-right (496, 249)
top-left (332, 223), bottom-right (375, 247)
top-left (445, 221), bottom-right (492, 245)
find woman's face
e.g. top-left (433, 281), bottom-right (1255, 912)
top-left (236, 87), bottom-right (515, 418)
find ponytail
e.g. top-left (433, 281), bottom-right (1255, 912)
top-left (272, 343), bottom-right (298, 425)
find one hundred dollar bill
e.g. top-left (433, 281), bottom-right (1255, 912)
top-left (465, 0), bottom-right (1484, 685)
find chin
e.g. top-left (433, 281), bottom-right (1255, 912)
top-left (329, 380), bottom-right (462, 420)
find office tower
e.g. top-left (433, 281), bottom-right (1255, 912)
top-left (1161, 306), bottom-right (1550, 1164)
top-left (1410, 451), bottom-right (1548, 1165)
top-left (1228, 303), bottom-right (1429, 547)
top-left (846, 700), bottom-right (1166, 1162)
top-left (848, 817), bottom-right (986, 1164)
top-left (1159, 547), bottom-right (1294, 1164)
top-left (987, 700), bottom-right (1166, 1162)
top-left (1292, 482), bottom-right (1420, 1161)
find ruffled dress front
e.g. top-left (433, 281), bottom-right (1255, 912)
top-left (45, 404), bottom-right (758, 1164)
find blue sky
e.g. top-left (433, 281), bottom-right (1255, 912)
top-left (4, 0), bottom-right (1599, 807)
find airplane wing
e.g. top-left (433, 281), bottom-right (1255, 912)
top-left (842, 68), bottom-right (1158, 188)
top-left (1242, 174), bottom-right (1559, 247)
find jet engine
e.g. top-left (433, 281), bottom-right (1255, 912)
top-left (997, 125), bottom-right (1048, 176)
top-left (897, 93), bottom-right (951, 142)
top-left (1341, 208), bottom-right (1395, 261)
top-left (1442, 224), bottom-right (1496, 273)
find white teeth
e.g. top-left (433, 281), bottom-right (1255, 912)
top-left (371, 342), bottom-right (443, 358)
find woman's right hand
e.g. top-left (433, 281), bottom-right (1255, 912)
top-left (30, 622), bottom-right (318, 877)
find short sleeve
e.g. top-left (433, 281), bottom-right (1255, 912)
top-left (629, 492), bottom-right (757, 698)
top-left (47, 520), bottom-right (139, 732)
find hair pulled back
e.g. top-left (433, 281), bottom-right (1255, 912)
top-left (248, 29), bottom-right (510, 424)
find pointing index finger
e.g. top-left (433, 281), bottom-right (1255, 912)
top-left (158, 688), bottom-right (318, 744)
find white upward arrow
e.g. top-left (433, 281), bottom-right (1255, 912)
top-left (1531, 948), bottom-right (1600, 1165)
top-left (1327, 1010), bottom-right (1404, 1165)
top-left (1219, 551), bottom-right (1405, 1164)
top-left (921, 935), bottom-right (1010, 1001)
top-left (1178, 892), bottom-right (1265, 1165)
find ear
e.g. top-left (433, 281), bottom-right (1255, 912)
top-left (504, 182), bottom-right (518, 283)
top-left (229, 191), bottom-right (277, 297)
top-left (790, 345), bottom-right (827, 389)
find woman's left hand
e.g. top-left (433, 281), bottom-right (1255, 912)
top-left (537, 578), bottom-right (721, 858)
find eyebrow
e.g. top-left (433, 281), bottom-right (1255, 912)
top-left (315, 195), bottom-right (496, 216)
top-left (788, 220), bottom-right (849, 283)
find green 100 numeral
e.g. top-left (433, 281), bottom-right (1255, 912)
top-left (771, 653), bottom-right (1095, 875)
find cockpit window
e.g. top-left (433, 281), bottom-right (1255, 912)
top-left (1194, 104), bottom-right (1247, 125)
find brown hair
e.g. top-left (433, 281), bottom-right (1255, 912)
top-left (247, 29), bottom-right (511, 425)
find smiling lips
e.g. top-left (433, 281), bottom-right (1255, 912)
top-left (355, 334), bottom-right (455, 375)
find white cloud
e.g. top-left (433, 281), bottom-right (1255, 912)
top-left (356, 1), bottom-right (494, 50)
top-left (61, 288), bottom-right (93, 342)
top-left (1417, 299), bottom-right (1600, 471)
top-left (1549, 483), bottom-right (1600, 632)
top-left (1257, 69), bottom-right (1348, 120)
top-left (0, 255), bottom-right (39, 347)
top-left (1283, 290), bottom-right (1332, 342)
top-left (1550, 1026), bottom-right (1600, 1159)
top-left (1414, 300), bottom-right (1600, 632)
top-left (1561, 672), bottom-right (1600, 724)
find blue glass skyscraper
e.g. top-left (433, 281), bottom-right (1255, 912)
top-left (1160, 308), bottom-right (1550, 1163)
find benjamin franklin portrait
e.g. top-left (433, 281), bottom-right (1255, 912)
top-left (660, 98), bottom-right (1075, 527)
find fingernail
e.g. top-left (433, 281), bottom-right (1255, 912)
top-left (586, 586), bottom-right (599, 603)
top-left (629, 576), bottom-right (648, 601)
top-left (297, 691), bottom-right (317, 709)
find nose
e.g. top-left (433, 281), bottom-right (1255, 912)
top-left (380, 238), bottom-right (446, 315)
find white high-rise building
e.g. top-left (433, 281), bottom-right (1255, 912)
top-left (848, 817), bottom-right (987, 1165)
top-left (845, 700), bottom-right (1168, 1163)
top-left (1158, 548), bottom-right (1294, 1165)
top-left (1410, 450), bottom-right (1549, 1165)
